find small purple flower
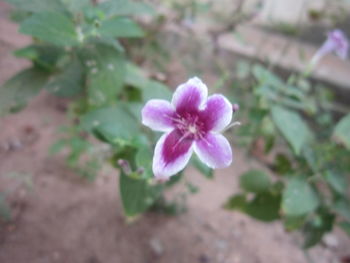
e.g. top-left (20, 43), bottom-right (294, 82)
top-left (312, 29), bottom-right (349, 64)
top-left (142, 77), bottom-right (233, 180)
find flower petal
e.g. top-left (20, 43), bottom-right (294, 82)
top-left (329, 30), bottom-right (349, 59)
top-left (319, 39), bottom-right (337, 56)
top-left (199, 94), bottom-right (232, 132)
top-left (336, 47), bottom-right (348, 60)
top-left (172, 77), bottom-right (208, 114)
top-left (315, 30), bottom-right (349, 61)
top-left (142, 99), bottom-right (175, 132)
top-left (153, 130), bottom-right (193, 179)
top-left (194, 132), bottom-right (232, 169)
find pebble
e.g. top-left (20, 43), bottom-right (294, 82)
top-left (149, 238), bottom-right (164, 256)
top-left (214, 239), bottom-right (228, 250)
top-left (323, 233), bottom-right (339, 249)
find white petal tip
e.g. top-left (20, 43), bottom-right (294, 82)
top-left (187, 76), bottom-right (204, 85)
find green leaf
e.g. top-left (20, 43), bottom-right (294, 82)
top-left (14, 45), bottom-right (38, 60)
top-left (333, 113), bottom-right (350, 149)
top-left (64, 137), bottom-right (92, 166)
top-left (125, 63), bottom-right (172, 101)
top-left (81, 44), bottom-right (125, 107)
top-left (14, 44), bottom-right (64, 70)
top-left (124, 86), bottom-right (142, 102)
top-left (45, 59), bottom-right (83, 97)
top-left (135, 147), bottom-right (152, 170)
top-left (20, 12), bottom-right (79, 46)
top-left (130, 134), bottom-right (149, 148)
top-left (99, 17), bottom-right (144, 38)
top-left (255, 84), bottom-right (278, 99)
top-left (334, 198), bottom-right (350, 221)
top-left (9, 9), bottom-right (31, 23)
top-left (323, 170), bottom-right (347, 195)
top-left (191, 155), bottom-right (213, 179)
top-left (80, 106), bottom-right (131, 130)
top-left (4, 0), bottom-right (67, 12)
top-left (249, 108), bottom-right (268, 123)
top-left (98, 0), bottom-right (155, 17)
top-left (119, 172), bottom-right (161, 218)
top-left (261, 116), bottom-right (275, 135)
top-left (273, 153), bottom-right (293, 175)
top-left (264, 135), bottom-right (275, 153)
top-left (123, 102), bottom-right (143, 122)
top-left (282, 177), bottom-right (319, 216)
top-left (82, 5), bottom-right (106, 22)
top-left (271, 106), bottom-right (313, 155)
top-left (302, 211), bottom-right (335, 249)
top-left (142, 80), bottom-right (172, 101)
top-left (80, 106), bottom-right (138, 144)
top-left (252, 64), bottom-right (284, 87)
top-left (302, 147), bottom-right (318, 173)
top-left (284, 85), bottom-right (306, 100)
top-left (63, 0), bottom-right (91, 13)
top-left (225, 192), bottom-right (281, 222)
top-left (302, 226), bottom-right (324, 248)
top-left (125, 63), bottom-right (148, 88)
top-left (239, 170), bottom-right (271, 193)
top-left (246, 192), bottom-right (281, 222)
top-left (0, 68), bottom-right (49, 114)
top-left (86, 37), bottom-right (124, 53)
top-left (224, 194), bottom-right (247, 210)
top-left (95, 123), bottom-right (135, 145)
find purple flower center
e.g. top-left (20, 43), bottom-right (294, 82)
top-left (172, 111), bottom-right (206, 141)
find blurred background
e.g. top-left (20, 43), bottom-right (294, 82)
top-left (0, 0), bottom-right (349, 262)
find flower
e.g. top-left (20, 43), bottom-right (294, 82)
top-left (142, 77), bottom-right (233, 180)
top-left (312, 29), bottom-right (349, 65)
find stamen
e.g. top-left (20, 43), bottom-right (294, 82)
top-left (169, 116), bottom-right (187, 126)
top-left (200, 136), bottom-right (213, 147)
top-left (172, 131), bottom-right (192, 150)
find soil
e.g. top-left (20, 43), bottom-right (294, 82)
top-left (0, 2), bottom-right (349, 263)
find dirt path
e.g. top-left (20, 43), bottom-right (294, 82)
top-left (0, 2), bottom-right (349, 263)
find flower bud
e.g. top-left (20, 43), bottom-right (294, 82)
top-left (117, 159), bottom-right (132, 175)
top-left (232, 103), bottom-right (240, 112)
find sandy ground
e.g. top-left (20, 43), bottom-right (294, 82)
top-left (0, 2), bottom-right (349, 263)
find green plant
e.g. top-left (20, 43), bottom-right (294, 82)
top-left (225, 62), bottom-right (350, 248)
top-left (0, 0), bottom-right (219, 219)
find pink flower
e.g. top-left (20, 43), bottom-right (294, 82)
top-left (312, 29), bottom-right (349, 64)
top-left (142, 77), bottom-right (233, 180)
